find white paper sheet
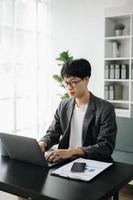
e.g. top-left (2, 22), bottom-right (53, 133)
top-left (51, 158), bottom-right (113, 181)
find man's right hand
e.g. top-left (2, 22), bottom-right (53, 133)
top-left (39, 141), bottom-right (47, 152)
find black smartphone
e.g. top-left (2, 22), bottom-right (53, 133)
top-left (71, 162), bottom-right (86, 172)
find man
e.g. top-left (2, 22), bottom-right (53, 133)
top-left (39, 58), bottom-right (117, 162)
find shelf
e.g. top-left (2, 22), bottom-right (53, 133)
top-left (105, 14), bottom-right (130, 37)
top-left (104, 9), bottom-right (133, 117)
top-left (105, 35), bottom-right (130, 40)
top-left (104, 79), bottom-right (129, 82)
top-left (105, 57), bottom-right (130, 60)
top-left (108, 100), bottom-right (129, 104)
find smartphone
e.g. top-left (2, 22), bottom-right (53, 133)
top-left (71, 162), bottom-right (86, 172)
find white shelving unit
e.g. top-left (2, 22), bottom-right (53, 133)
top-left (104, 8), bottom-right (133, 118)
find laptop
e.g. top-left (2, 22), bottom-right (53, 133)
top-left (0, 132), bottom-right (70, 168)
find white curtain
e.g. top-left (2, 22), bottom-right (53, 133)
top-left (0, 0), bottom-right (54, 139)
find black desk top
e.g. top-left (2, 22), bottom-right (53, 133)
top-left (0, 156), bottom-right (133, 200)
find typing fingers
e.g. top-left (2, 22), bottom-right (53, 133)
top-left (45, 151), bottom-right (62, 162)
top-left (45, 151), bottom-right (57, 161)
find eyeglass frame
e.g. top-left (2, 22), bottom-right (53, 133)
top-left (61, 79), bottom-right (83, 89)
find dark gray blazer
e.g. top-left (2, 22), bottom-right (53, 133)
top-left (41, 92), bottom-right (117, 162)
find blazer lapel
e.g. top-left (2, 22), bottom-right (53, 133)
top-left (66, 98), bottom-right (75, 127)
top-left (82, 93), bottom-right (96, 145)
top-left (59, 98), bottom-right (75, 149)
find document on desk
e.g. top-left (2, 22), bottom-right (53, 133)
top-left (51, 158), bottom-right (113, 181)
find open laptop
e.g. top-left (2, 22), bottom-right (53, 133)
top-left (0, 132), bottom-right (71, 168)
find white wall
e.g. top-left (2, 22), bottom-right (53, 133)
top-left (49, 0), bottom-right (130, 103)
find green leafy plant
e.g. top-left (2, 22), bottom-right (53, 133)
top-left (53, 50), bottom-right (73, 99)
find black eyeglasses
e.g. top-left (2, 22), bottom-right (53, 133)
top-left (62, 79), bottom-right (82, 89)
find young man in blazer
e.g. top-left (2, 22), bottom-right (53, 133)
top-left (39, 58), bottom-right (117, 162)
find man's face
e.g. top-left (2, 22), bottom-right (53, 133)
top-left (63, 76), bottom-right (89, 98)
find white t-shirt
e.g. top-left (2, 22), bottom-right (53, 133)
top-left (69, 103), bottom-right (88, 148)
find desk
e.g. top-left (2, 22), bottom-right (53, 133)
top-left (0, 156), bottom-right (133, 200)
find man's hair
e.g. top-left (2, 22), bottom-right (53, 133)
top-left (61, 58), bottom-right (91, 79)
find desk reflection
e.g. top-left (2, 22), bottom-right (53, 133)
top-left (0, 156), bottom-right (49, 194)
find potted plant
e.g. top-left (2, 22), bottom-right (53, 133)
top-left (114, 23), bottom-right (125, 36)
top-left (53, 50), bottom-right (73, 99)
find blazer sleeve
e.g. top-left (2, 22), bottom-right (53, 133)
top-left (81, 103), bottom-right (117, 161)
top-left (40, 102), bottom-right (63, 150)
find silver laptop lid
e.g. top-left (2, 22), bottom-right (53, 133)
top-left (0, 132), bottom-right (48, 167)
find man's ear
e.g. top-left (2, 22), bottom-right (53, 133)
top-left (85, 76), bottom-right (90, 84)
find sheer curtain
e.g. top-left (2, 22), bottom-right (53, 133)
top-left (0, 0), bottom-right (53, 139)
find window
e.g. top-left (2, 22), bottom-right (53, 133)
top-left (0, 0), bottom-right (49, 139)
